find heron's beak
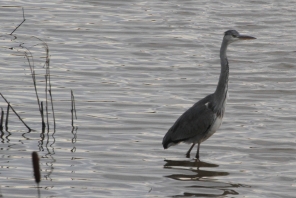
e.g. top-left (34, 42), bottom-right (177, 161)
top-left (238, 35), bottom-right (256, 40)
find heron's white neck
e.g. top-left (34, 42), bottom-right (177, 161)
top-left (214, 39), bottom-right (229, 111)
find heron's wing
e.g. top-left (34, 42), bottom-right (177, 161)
top-left (163, 95), bottom-right (215, 148)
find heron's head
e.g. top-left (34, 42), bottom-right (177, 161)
top-left (223, 30), bottom-right (256, 44)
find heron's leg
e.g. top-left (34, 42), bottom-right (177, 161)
top-left (195, 143), bottom-right (201, 159)
top-left (185, 143), bottom-right (195, 158)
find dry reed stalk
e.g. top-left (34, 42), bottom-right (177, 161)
top-left (33, 37), bottom-right (56, 130)
top-left (0, 93), bottom-right (31, 131)
top-left (0, 108), bottom-right (4, 131)
top-left (41, 101), bottom-right (45, 131)
top-left (10, 7), bottom-right (26, 35)
top-left (5, 104), bottom-right (9, 131)
top-left (71, 90), bottom-right (77, 127)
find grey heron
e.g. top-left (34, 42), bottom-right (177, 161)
top-left (162, 30), bottom-right (256, 159)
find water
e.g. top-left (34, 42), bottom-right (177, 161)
top-left (0, 0), bottom-right (296, 197)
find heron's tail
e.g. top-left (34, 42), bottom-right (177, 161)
top-left (163, 130), bottom-right (189, 149)
top-left (162, 132), bottom-right (179, 149)
top-left (162, 133), bottom-right (171, 149)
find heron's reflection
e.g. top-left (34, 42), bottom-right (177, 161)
top-left (164, 159), bottom-right (227, 180)
top-left (163, 159), bottom-right (247, 197)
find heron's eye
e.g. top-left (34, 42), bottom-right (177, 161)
top-left (232, 35), bottom-right (237, 38)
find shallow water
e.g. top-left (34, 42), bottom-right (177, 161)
top-left (0, 0), bottom-right (296, 197)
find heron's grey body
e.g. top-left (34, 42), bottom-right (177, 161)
top-left (162, 30), bottom-right (255, 159)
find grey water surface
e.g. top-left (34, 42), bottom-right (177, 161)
top-left (0, 0), bottom-right (296, 197)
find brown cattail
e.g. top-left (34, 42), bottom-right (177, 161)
top-left (32, 151), bottom-right (41, 184)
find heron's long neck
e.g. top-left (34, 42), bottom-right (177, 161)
top-left (214, 39), bottom-right (229, 109)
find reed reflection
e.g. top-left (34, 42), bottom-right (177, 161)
top-left (71, 126), bottom-right (78, 153)
top-left (4, 130), bottom-right (11, 143)
top-left (44, 129), bottom-right (56, 181)
top-left (163, 159), bottom-right (241, 197)
top-left (0, 130), bottom-right (5, 143)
